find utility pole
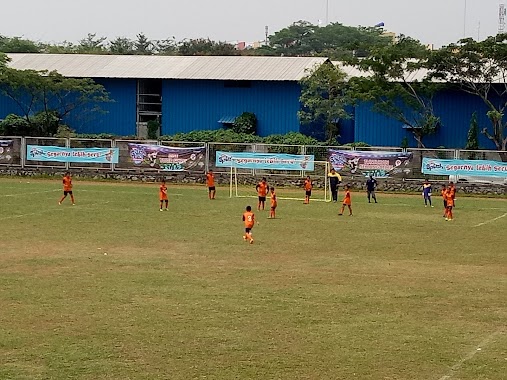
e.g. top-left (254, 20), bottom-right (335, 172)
top-left (499, 1), bottom-right (506, 34)
top-left (326, 0), bottom-right (329, 25)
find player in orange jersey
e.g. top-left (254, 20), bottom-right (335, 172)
top-left (242, 205), bottom-right (255, 244)
top-left (448, 181), bottom-right (456, 207)
top-left (440, 184), bottom-right (448, 218)
top-left (58, 172), bottom-right (75, 205)
top-left (206, 170), bottom-right (216, 200)
top-left (159, 179), bottom-right (168, 211)
top-left (255, 177), bottom-right (269, 211)
top-left (269, 187), bottom-right (277, 219)
top-left (444, 184), bottom-right (454, 221)
top-left (303, 176), bottom-right (313, 204)
top-left (338, 184), bottom-right (352, 216)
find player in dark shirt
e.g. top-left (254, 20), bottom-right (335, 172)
top-left (366, 175), bottom-right (378, 203)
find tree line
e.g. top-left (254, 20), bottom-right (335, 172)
top-left (0, 21), bottom-right (388, 58)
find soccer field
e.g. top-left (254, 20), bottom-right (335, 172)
top-left (0, 178), bottom-right (506, 380)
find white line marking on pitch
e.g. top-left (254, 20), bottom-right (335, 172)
top-left (0, 201), bottom-right (111, 221)
top-left (0, 189), bottom-right (60, 197)
top-left (474, 212), bottom-right (507, 227)
top-left (437, 329), bottom-right (503, 380)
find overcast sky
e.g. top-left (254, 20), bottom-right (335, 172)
top-left (0, 0), bottom-right (500, 47)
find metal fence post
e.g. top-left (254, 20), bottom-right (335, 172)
top-left (111, 139), bottom-right (115, 172)
top-left (21, 136), bottom-right (26, 169)
top-left (205, 142), bottom-right (209, 173)
top-left (65, 137), bottom-right (70, 171)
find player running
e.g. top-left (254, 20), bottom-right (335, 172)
top-left (256, 177), bottom-right (269, 211)
top-left (242, 205), bottom-right (255, 244)
top-left (159, 179), bottom-right (168, 211)
top-left (58, 172), bottom-right (75, 205)
top-left (206, 170), bottom-right (216, 200)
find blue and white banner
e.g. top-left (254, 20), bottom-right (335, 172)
top-left (216, 151), bottom-right (314, 171)
top-left (422, 158), bottom-right (507, 177)
top-left (27, 145), bottom-right (119, 163)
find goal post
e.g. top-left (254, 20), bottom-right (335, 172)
top-left (228, 160), bottom-right (332, 202)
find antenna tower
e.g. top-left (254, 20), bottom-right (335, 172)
top-left (499, 1), bottom-right (506, 34)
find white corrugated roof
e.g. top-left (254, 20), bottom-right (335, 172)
top-left (333, 61), bottom-right (431, 82)
top-left (6, 54), bottom-right (328, 81)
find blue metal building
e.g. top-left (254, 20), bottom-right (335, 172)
top-left (2, 54), bottom-right (327, 138)
top-left (354, 89), bottom-right (498, 149)
top-left (0, 53), bottom-right (503, 149)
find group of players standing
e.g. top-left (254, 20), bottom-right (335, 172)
top-left (422, 180), bottom-right (457, 221)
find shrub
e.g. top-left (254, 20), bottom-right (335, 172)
top-left (230, 112), bottom-right (257, 135)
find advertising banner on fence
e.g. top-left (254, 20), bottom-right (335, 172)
top-left (216, 151), bottom-right (315, 171)
top-left (128, 143), bottom-right (205, 171)
top-left (0, 140), bottom-right (14, 164)
top-left (27, 145), bottom-right (119, 163)
top-left (422, 157), bottom-right (507, 177)
top-left (328, 150), bottom-right (413, 178)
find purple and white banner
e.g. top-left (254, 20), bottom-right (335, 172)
top-left (128, 143), bottom-right (205, 171)
top-left (329, 150), bottom-right (413, 178)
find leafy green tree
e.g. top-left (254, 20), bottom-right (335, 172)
top-left (77, 33), bottom-right (107, 54)
top-left (269, 20), bottom-right (316, 56)
top-left (109, 37), bottom-right (134, 54)
top-left (0, 114), bottom-right (31, 136)
top-left (178, 38), bottom-right (237, 56)
top-left (465, 112), bottom-right (480, 159)
top-left (134, 33), bottom-right (153, 55)
top-left (155, 37), bottom-right (178, 55)
top-left (39, 41), bottom-right (76, 54)
top-left (298, 61), bottom-right (350, 142)
top-left (0, 52), bottom-right (7, 69)
top-left (0, 67), bottom-right (110, 136)
top-left (268, 21), bottom-right (390, 58)
top-left (147, 120), bottom-right (161, 139)
top-left (465, 112), bottom-right (479, 150)
top-left (428, 35), bottom-right (507, 158)
top-left (348, 36), bottom-right (443, 148)
top-left (313, 23), bottom-right (390, 59)
top-left (0, 36), bottom-right (40, 53)
top-left (231, 112), bottom-right (257, 135)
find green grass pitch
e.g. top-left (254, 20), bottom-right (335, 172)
top-left (0, 178), bottom-right (506, 380)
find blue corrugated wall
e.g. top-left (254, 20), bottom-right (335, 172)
top-left (0, 93), bottom-right (20, 120)
top-left (161, 79), bottom-right (302, 137)
top-left (354, 89), bottom-right (500, 149)
top-left (65, 78), bottom-right (137, 136)
top-left (0, 78), bottom-right (137, 136)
